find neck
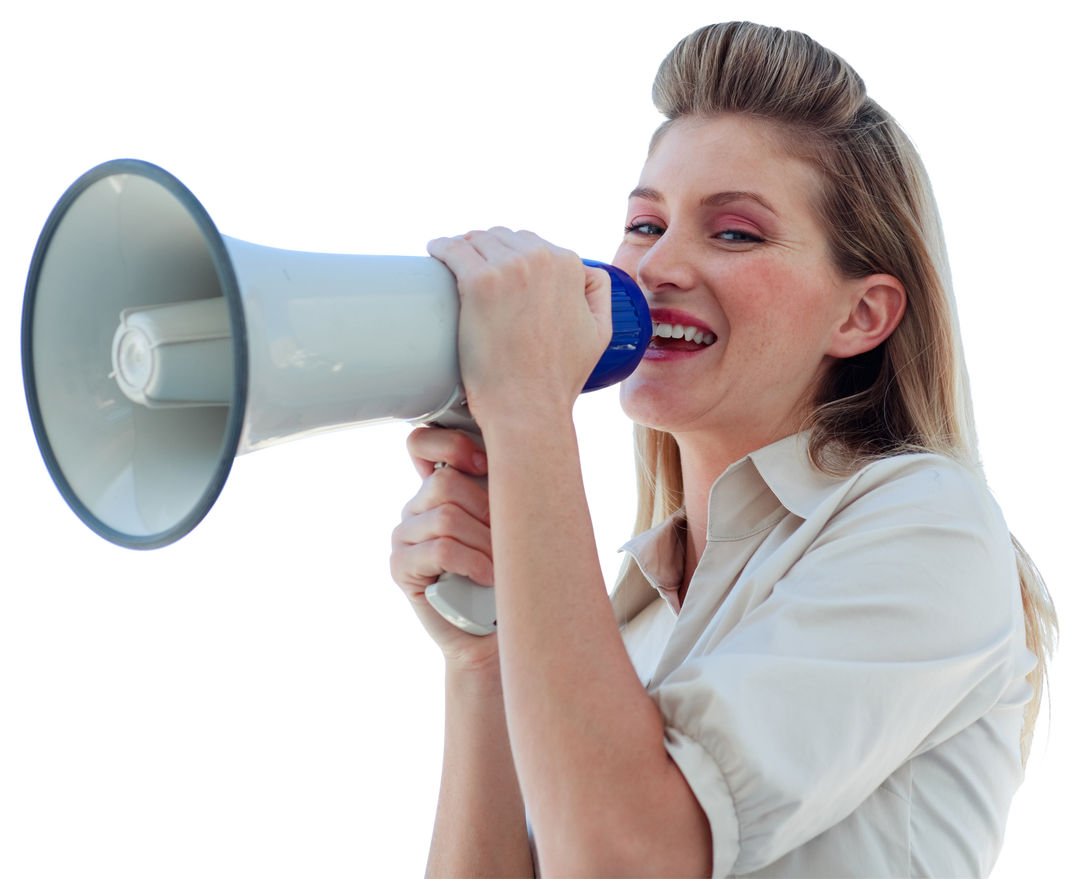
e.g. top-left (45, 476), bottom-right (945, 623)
top-left (674, 425), bottom-right (795, 598)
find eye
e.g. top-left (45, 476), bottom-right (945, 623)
top-left (624, 221), bottom-right (763, 242)
top-left (717, 229), bottom-right (763, 243)
top-left (622, 225), bottom-right (660, 239)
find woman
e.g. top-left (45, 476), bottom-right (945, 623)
top-left (390, 22), bottom-right (1056, 878)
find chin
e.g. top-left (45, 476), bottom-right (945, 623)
top-left (619, 376), bottom-right (696, 433)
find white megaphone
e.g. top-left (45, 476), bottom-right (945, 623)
top-left (22, 159), bottom-right (651, 635)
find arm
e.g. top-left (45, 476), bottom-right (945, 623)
top-left (485, 411), bottom-right (711, 877)
top-left (427, 229), bottom-right (711, 877)
top-left (429, 659), bottom-right (533, 878)
top-left (390, 429), bottom-right (533, 878)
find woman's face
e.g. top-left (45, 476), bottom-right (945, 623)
top-left (614, 114), bottom-right (861, 445)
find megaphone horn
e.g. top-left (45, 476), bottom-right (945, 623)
top-left (22, 159), bottom-right (651, 633)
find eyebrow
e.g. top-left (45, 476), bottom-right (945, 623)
top-left (628, 187), bottom-right (778, 215)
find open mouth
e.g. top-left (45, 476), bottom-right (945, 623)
top-left (649, 320), bottom-right (716, 351)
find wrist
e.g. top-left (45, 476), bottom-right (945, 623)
top-left (445, 650), bottom-right (505, 700)
top-left (474, 399), bottom-right (577, 445)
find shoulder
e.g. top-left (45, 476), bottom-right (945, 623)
top-left (795, 453), bottom-right (1021, 644)
top-left (829, 452), bottom-right (1008, 542)
top-left (850, 451), bottom-right (988, 495)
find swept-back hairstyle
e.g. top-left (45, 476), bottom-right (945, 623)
top-left (633, 21), bottom-right (1056, 763)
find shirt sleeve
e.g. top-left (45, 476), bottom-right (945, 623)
top-left (652, 456), bottom-right (1031, 876)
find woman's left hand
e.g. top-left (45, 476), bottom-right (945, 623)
top-left (427, 227), bottom-right (612, 429)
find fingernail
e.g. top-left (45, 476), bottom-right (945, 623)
top-left (473, 452), bottom-right (488, 472)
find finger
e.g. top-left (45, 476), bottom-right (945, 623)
top-left (468, 227), bottom-right (580, 273)
top-left (389, 537), bottom-right (496, 588)
top-left (392, 502), bottom-right (493, 559)
top-left (514, 225), bottom-right (583, 255)
top-left (475, 225), bottom-right (570, 260)
top-left (421, 226), bottom-right (477, 248)
top-left (402, 466), bottom-right (491, 525)
top-left (583, 264), bottom-right (614, 339)
top-left (583, 263), bottom-right (612, 298)
top-left (406, 427), bottom-right (487, 478)
top-left (426, 234), bottom-right (491, 273)
top-left (428, 229), bottom-right (518, 268)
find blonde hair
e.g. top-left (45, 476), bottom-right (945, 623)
top-left (633, 22), bottom-right (1056, 764)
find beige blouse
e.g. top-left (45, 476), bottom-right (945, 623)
top-left (613, 434), bottom-right (1034, 878)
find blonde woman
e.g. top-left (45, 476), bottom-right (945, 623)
top-left (390, 22), bottom-right (1056, 878)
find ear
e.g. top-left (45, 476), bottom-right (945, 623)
top-left (828, 274), bottom-right (906, 359)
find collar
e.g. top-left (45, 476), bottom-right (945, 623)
top-left (745, 433), bottom-right (850, 521)
top-left (612, 433), bottom-right (848, 619)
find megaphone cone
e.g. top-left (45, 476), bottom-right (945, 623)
top-left (23, 159), bottom-right (651, 631)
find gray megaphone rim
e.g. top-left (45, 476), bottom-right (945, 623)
top-left (22, 158), bottom-right (249, 549)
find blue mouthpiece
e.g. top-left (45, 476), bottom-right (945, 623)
top-left (581, 259), bottom-right (651, 392)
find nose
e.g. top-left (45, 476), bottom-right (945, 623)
top-left (635, 227), bottom-right (696, 296)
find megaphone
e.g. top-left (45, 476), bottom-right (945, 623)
top-left (22, 159), bottom-right (650, 634)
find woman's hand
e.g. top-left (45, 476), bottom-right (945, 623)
top-left (389, 426), bottom-right (499, 671)
top-left (426, 227), bottom-right (613, 430)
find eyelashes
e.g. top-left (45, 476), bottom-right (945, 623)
top-left (624, 221), bottom-right (664, 236)
top-left (623, 221), bottom-right (764, 244)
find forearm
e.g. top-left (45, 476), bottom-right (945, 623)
top-left (427, 662), bottom-right (533, 879)
top-left (484, 411), bottom-right (710, 877)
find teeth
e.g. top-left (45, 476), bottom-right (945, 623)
top-left (650, 320), bottom-right (715, 346)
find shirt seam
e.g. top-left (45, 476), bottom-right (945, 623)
top-left (707, 507), bottom-right (790, 543)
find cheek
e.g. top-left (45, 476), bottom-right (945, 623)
top-left (721, 264), bottom-right (837, 360)
top-left (719, 264), bottom-right (789, 337)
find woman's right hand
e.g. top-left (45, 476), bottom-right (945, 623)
top-left (390, 426), bottom-right (499, 671)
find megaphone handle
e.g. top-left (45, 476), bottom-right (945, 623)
top-left (422, 419), bottom-right (498, 636)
